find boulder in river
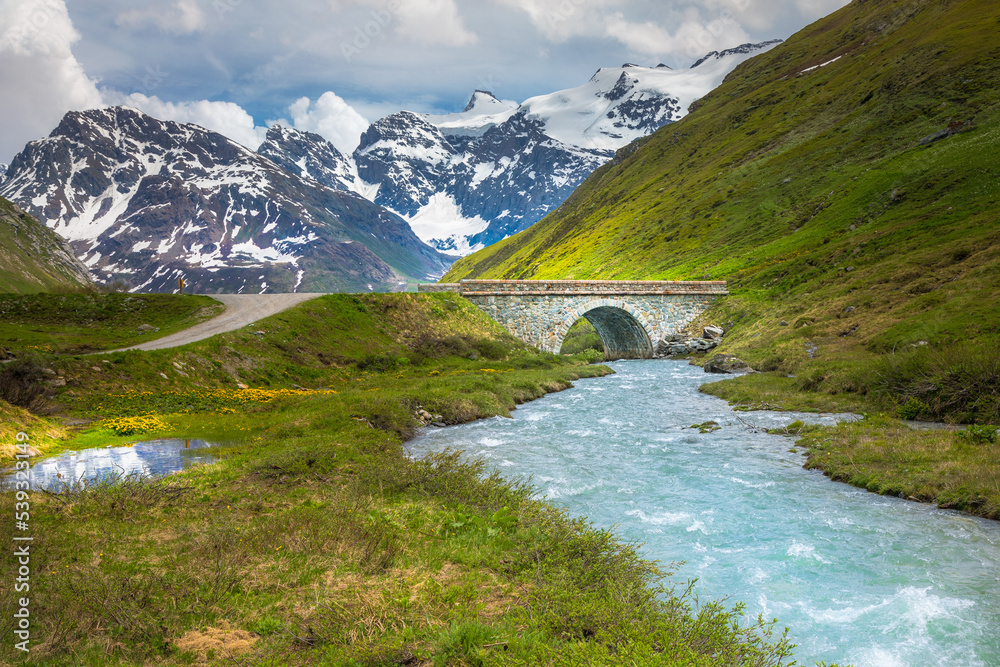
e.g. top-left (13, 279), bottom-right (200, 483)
top-left (704, 354), bottom-right (753, 374)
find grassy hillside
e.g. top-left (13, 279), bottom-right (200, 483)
top-left (0, 292), bottom-right (225, 354)
top-left (0, 197), bottom-right (94, 292)
top-left (445, 0), bottom-right (1000, 420)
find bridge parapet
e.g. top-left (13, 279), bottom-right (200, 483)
top-left (456, 279), bottom-right (727, 296)
top-left (416, 283), bottom-right (462, 293)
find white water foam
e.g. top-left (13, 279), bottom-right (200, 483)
top-left (786, 541), bottom-right (831, 564)
top-left (626, 509), bottom-right (692, 526)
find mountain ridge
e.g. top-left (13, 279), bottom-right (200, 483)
top-left (0, 107), bottom-right (452, 294)
top-left (254, 44), bottom-right (782, 256)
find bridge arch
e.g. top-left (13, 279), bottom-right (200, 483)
top-left (554, 298), bottom-right (655, 359)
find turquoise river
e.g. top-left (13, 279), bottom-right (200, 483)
top-left (406, 360), bottom-right (1000, 667)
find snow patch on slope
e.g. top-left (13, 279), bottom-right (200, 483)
top-left (404, 192), bottom-right (489, 255)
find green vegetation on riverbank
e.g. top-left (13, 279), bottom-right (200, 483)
top-left (795, 415), bottom-right (1000, 520)
top-left (0, 293), bottom-right (810, 666)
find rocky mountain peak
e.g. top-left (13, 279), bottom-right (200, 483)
top-left (257, 124), bottom-right (358, 193)
top-left (690, 39), bottom-right (783, 69)
top-left (463, 90), bottom-right (502, 112)
top-left (604, 72), bottom-right (639, 101)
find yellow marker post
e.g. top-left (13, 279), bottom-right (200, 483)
top-left (178, 277), bottom-right (184, 293)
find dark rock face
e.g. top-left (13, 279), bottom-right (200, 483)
top-left (354, 112), bottom-right (458, 218)
top-left (703, 326), bottom-right (725, 339)
top-left (0, 107), bottom-right (452, 293)
top-left (257, 125), bottom-right (357, 192)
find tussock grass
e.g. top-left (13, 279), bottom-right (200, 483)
top-left (865, 343), bottom-right (1000, 423)
top-left (0, 355), bottom-right (52, 413)
top-left (701, 372), bottom-right (875, 415)
top-left (799, 415), bottom-right (1000, 519)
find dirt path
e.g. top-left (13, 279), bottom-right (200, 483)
top-left (120, 293), bottom-right (325, 352)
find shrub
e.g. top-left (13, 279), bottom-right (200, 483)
top-left (956, 424), bottom-right (998, 446)
top-left (0, 355), bottom-right (51, 413)
top-left (897, 397), bottom-right (930, 420)
top-left (410, 335), bottom-right (472, 363)
top-left (356, 353), bottom-right (400, 373)
top-left (577, 348), bottom-right (606, 364)
top-left (472, 338), bottom-right (509, 360)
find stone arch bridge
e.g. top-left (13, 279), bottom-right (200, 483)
top-left (418, 279), bottom-right (728, 359)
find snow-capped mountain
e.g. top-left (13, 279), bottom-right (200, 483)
top-left (0, 107), bottom-right (452, 293)
top-left (257, 125), bottom-right (361, 194)
top-left (260, 42), bottom-right (780, 255)
top-left (350, 104), bottom-right (612, 253)
top-left (0, 163), bottom-right (8, 184)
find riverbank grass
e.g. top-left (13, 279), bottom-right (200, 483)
top-left (1, 367), bottom-right (802, 666)
top-left (700, 372), bottom-right (875, 415)
top-left (796, 415), bottom-right (1000, 519)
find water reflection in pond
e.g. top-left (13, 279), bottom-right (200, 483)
top-left (2, 439), bottom-right (216, 490)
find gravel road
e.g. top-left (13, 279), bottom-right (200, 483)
top-left (120, 293), bottom-right (325, 352)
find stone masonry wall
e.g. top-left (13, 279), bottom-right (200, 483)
top-left (463, 293), bottom-right (720, 356)
top-left (457, 279), bottom-right (728, 296)
top-left (418, 280), bottom-right (726, 358)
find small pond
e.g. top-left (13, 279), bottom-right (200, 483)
top-left (2, 439), bottom-right (217, 490)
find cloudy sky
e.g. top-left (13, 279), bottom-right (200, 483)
top-left (0, 0), bottom-right (850, 162)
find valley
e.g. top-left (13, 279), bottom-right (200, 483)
top-left (2, 0), bottom-right (999, 664)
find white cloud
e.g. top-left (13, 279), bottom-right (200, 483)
top-left (496, 0), bottom-right (752, 58)
top-left (605, 10), bottom-right (751, 59)
top-left (287, 92), bottom-right (371, 154)
top-left (394, 0), bottom-right (478, 47)
top-left (115, 0), bottom-right (208, 35)
top-left (106, 92), bottom-right (269, 149)
top-left (0, 0), bottom-right (105, 161)
top-left (492, 0), bottom-right (617, 42)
